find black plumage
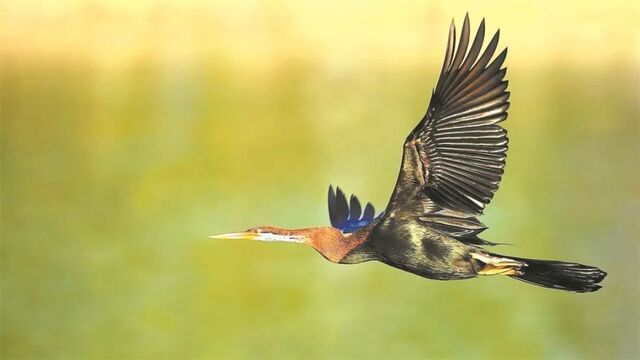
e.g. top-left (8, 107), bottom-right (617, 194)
top-left (407, 15), bottom-right (509, 215)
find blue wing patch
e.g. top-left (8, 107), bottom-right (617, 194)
top-left (328, 185), bottom-right (383, 233)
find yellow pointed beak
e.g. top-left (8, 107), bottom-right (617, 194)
top-left (208, 232), bottom-right (260, 241)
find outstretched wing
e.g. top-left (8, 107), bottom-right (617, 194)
top-left (391, 15), bottom-right (509, 215)
top-left (328, 186), bottom-right (383, 233)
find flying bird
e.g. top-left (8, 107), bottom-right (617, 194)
top-left (211, 15), bottom-right (606, 292)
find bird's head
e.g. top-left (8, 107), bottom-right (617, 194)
top-left (210, 225), bottom-right (359, 263)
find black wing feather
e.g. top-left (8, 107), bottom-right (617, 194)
top-left (406, 14), bottom-right (509, 215)
top-left (328, 185), bottom-right (350, 227)
top-left (328, 186), bottom-right (382, 233)
top-left (362, 203), bottom-right (375, 221)
top-left (349, 195), bottom-right (362, 220)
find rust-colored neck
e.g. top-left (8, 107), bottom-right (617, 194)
top-left (256, 226), bottom-right (367, 263)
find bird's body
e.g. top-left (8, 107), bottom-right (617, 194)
top-left (212, 15), bottom-right (607, 293)
top-left (354, 225), bottom-right (474, 281)
top-left (337, 190), bottom-right (510, 281)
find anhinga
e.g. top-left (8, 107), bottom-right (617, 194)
top-left (211, 15), bottom-right (607, 292)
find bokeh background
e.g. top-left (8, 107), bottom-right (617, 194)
top-left (2, 1), bottom-right (639, 358)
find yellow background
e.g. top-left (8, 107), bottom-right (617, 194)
top-left (2, 1), bottom-right (639, 358)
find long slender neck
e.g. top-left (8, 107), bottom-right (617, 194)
top-left (263, 226), bottom-right (368, 263)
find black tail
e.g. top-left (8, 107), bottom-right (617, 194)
top-left (510, 257), bottom-right (607, 293)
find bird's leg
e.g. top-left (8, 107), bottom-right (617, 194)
top-left (471, 253), bottom-right (526, 276)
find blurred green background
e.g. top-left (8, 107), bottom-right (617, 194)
top-left (2, 1), bottom-right (639, 359)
